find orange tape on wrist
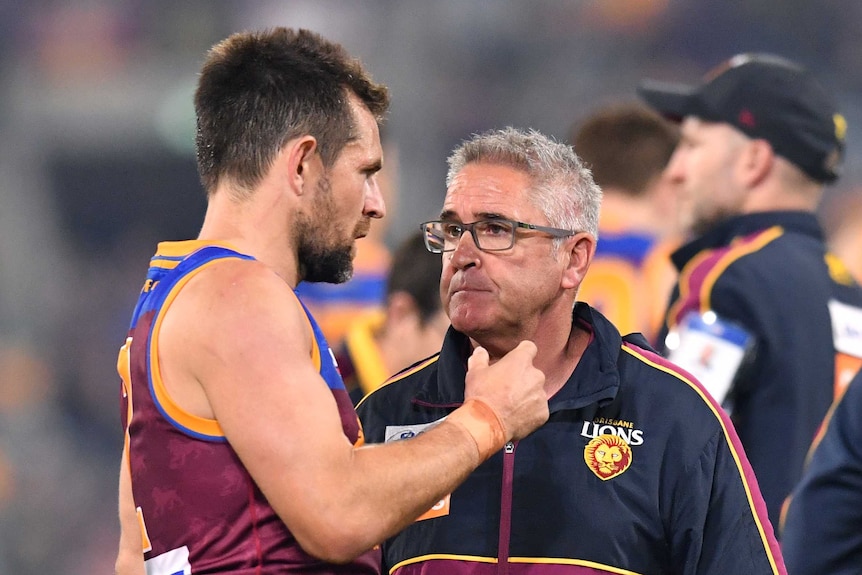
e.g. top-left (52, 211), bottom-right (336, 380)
top-left (447, 398), bottom-right (507, 461)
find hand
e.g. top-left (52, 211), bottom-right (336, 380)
top-left (464, 341), bottom-right (548, 442)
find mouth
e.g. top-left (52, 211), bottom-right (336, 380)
top-left (452, 290), bottom-right (489, 303)
top-left (450, 283), bottom-right (492, 299)
top-left (354, 220), bottom-right (371, 240)
top-left (450, 270), bottom-right (492, 295)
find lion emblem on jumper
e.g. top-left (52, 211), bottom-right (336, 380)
top-left (584, 434), bottom-right (632, 480)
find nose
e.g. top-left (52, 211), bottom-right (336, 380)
top-left (449, 227), bottom-right (480, 268)
top-left (364, 175), bottom-right (386, 219)
top-left (664, 147), bottom-right (686, 184)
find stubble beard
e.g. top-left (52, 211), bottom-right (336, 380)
top-left (691, 204), bottom-right (740, 237)
top-left (296, 175), bottom-right (356, 284)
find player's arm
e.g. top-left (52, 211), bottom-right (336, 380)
top-left (115, 443), bottom-right (145, 575)
top-left (163, 260), bottom-right (547, 563)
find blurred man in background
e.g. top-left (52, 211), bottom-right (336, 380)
top-left (821, 187), bottom-right (862, 284)
top-left (570, 103), bottom-right (680, 342)
top-left (334, 230), bottom-right (449, 404)
top-left (639, 52), bottom-right (862, 527)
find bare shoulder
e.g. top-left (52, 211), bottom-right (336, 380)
top-left (164, 257), bottom-right (310, 353)
top-left (157, 257), bottom-right (314, 418)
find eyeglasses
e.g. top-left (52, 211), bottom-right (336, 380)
top-left (420, 219), bottom-right (577, 253)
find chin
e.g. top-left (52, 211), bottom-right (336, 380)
top-left (449, 310), bottom-right (487, 336)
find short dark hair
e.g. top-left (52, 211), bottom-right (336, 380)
top-left (194, 27), bottom-right (390, 194)
top-left (387, 232), bottom-right (443, 325)
top-left (570, 104), bottom-right (678, 198)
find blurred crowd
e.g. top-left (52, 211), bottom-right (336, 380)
top-left (1, 1), bottom-right (862, 572)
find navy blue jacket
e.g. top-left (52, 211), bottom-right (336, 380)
top-left (657, 210), bottom-right (862, 527)
top-left (781, 367), bottom-right (862, 574)
top-left (357, 303), bottom-right (785, 575)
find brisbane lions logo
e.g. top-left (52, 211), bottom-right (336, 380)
top-left (584, 434), bottom-right (632, 480)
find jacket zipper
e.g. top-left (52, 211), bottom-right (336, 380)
top-left (498, 440), bottom-right (516, 575)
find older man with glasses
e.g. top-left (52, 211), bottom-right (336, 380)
top-left (356, 127), bottom-right (786, 575)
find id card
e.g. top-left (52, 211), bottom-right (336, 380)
top-left (666, 311), bottom-right (753, 407)
top-left (385, 419), bottom-right (450, 521)
top-left (828, 299), bottom-right (862, 394)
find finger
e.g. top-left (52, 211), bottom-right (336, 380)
top-left (468, 345), bottom-right (489, 370)
top-left (514, 340), bottom-right (538, 359)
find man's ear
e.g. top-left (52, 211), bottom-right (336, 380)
top-left (284, 135), bottom-right (320, 195)
top-left (385, 292), bottom-right (417, 324)
top-left (740, 139), bottom-right (774, 188)
top-left (561, 233), bottom-right (596, 291)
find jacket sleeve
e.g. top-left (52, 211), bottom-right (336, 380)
top-left (667, 427), bottom-right (787, 575)
top-left (781, 369), bottom-right (862, 575)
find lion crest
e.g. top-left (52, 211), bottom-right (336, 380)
top-left (584, 434), bottom-right (632, 480)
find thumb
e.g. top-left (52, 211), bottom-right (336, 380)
top-left (514, 340), bottom-right (538, 359)
top-left (468, 345), bottom-right (490, 370)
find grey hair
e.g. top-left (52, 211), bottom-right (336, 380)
top-left (446, 127), bottom-right (602, 246)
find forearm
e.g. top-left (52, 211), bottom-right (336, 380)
top-left (281, 404), bottom-right (503, 562)
top-left (116, 447), bottom-right (145, 575)
top-left (115, 549), bottom-right (145, 575)
top-left (350, 413), bottom-right (493, 538)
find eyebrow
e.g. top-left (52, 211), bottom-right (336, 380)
top-left (438, 210), bottom-right (507, 221)
top-left (363, 159), bottom-right (383, 174)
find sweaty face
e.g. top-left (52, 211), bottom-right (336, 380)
top-left (439, 163), bottom-right (569, 342)
top-left (665, 118), bottom-right (750, 236)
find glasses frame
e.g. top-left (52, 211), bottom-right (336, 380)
top-left (420, 219), bottom-right (577, 253)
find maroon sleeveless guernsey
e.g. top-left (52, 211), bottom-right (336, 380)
top-left (119, 241), bottom-right (380, 574)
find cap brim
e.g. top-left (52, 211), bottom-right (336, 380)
top-left (637, 79), bottom-right (700, 122)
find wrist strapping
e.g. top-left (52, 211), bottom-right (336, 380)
top-left (447, 398), bottom-right (507, 462)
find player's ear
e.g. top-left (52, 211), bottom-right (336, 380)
top-left (283, 135), bottom-right (321, 195)
top-left (561, 232), bottom-right (595, 291)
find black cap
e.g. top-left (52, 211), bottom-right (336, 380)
top-left (637, 53), bottom-right (846, 183)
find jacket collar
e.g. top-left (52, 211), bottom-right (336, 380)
top-left (672, 210), bottom-right (823, 270)
top-left (413, 302), bottom-right (622, 412)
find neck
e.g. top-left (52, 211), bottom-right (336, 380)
top-left (477, 305), bottom-right (587, 399)
top-left (198, 183), bottom-right (301, 286)
top-left (742, 170), bottom-right (823, 214)
top-left (537, 324), bottom-right (589, 398)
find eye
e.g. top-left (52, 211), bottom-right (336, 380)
top-left (477, 220), bottom-right (512, 236)
top-left (440, 222), bottom-right (463, 240)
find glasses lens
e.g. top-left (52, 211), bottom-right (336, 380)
top-left (474, 220), bottom-right (514, 251)
top-left (422, 223), bottom-right (447, 253)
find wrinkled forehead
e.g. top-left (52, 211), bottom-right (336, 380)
top-left (441, 162), bottom-right (535, 219)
